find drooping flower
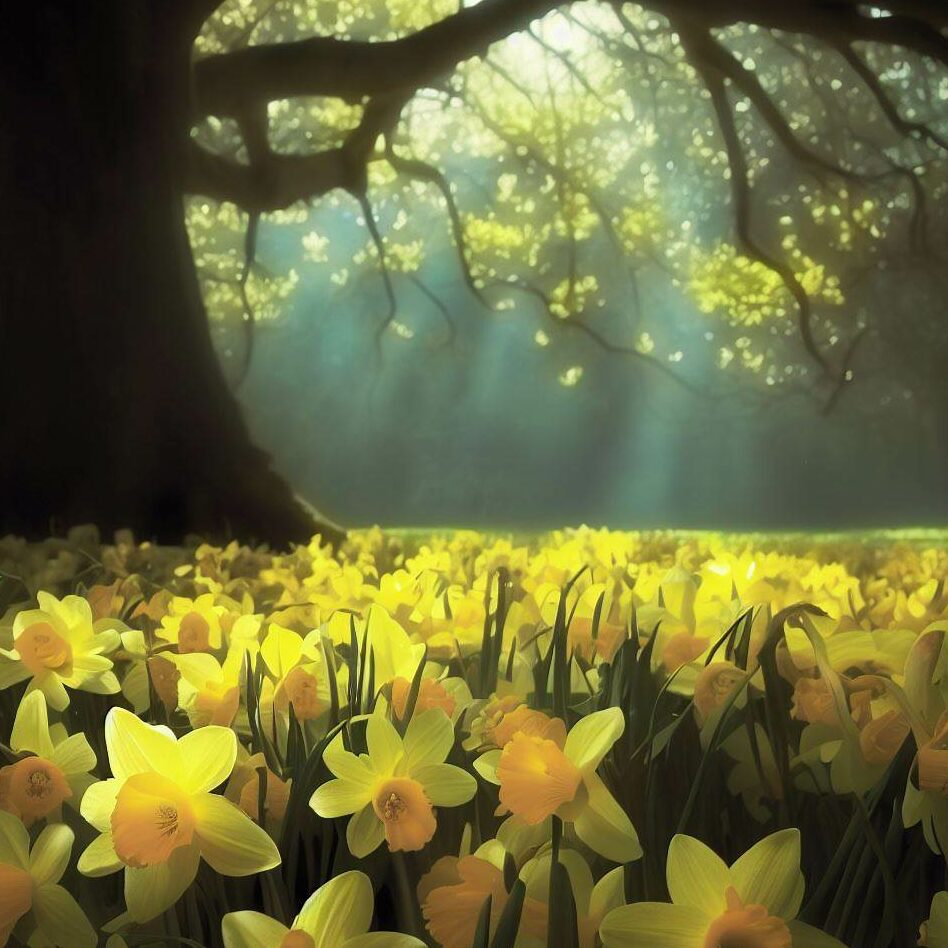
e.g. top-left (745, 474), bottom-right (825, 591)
top-left (0, 593), bottom-right (121, 710)
top-left (475, 707), bottom-right (640, 863)
top-left (693, 661), bottom-right (746, 727)
top-left (518, 847), bottom-right (627, 948)
top-left (77, 708), bottom-right (279, 922)
top-left (390, 675), bottom-right (456, 722)
top-left (225, 748), bottom-right (291, 837)
top-left (599, 829), bottom-right (844, 947)
top-left (310, 710), bottom-right (476, 857)
top-left (0, 812), bottom-right (96, 947)
top-left (222, 869), bottom-right (424, 947)
top-left (0, 691), bottom-right (96, 825)
top-left (418, 840), bottom-right (546, 948)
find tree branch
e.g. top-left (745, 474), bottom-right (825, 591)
top-left (193, 0), bottom-right (561, 118)
top-left (186, 94), bottom-right (406, 209)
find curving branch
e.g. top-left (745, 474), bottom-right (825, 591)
top-left (504, 277), bottom-right (704, 394)
top-left (836, 44), bottom-right (948, 154)
top-left (682, 27), bottom-right (832, 378)
top-left (193, 0), bottom-right (562, 118)
top-left (406, 275), bottom-right (457, 348)
top-left (186, 94), bottom-right (406, 210)
top-left (383, 143), bottom-right (492, 307)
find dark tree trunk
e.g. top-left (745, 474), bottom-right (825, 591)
top-left (0, 4), bottom-right (334, 548)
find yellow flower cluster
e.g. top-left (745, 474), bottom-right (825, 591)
top-left (0, 526), bottom-right (946, 946)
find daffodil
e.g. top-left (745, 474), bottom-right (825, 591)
top-left (0, 812), bottom-right (96, 947)
top-left (418, 839), bottom-right (546, 948)
top-left (0, 593), bottom-right (121, 710)
top-left (222, 870), bottom-right (424, 947)
top-left (474, 707), bottom-right (641, 863)
top-left (599, 829), bottom-right (844, 947)
top-left (77, 707), bottom-right (280, 922)
top-left (310, 709), bottom-right (476, 856)
top-left (518, 847), bottom-right (627, 948)
top-left (0, 691), bottom-right (96, 825)
top-left (259, 624), bottom-right (332, 724)
top-left (157, 594), bottom-right (225, 653)
top-left (171, 650), bottom-right (243, 728)
top-left (225, 747), bottom-right (291, 837)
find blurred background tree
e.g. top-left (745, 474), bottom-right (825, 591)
top-left (2, 0), bottom-right (946, 543)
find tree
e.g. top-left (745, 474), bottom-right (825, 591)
top-left (2, 0), bottom-right (946, 546)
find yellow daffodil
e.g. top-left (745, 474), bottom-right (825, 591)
top-left (323, 605), bottom-right (424, 702)
top-left (463, 696), bottom-right (564, 752)
top-left (0, 593), bottom-right (121, 710)
top-left (475, 707), bottom-right (640, 863)
top-left (77, 708), bottom-right (279, 922)
top-left (0, 691), bottom-right (96, 826)
top-left (0, 812), bottom-right (96, 947)
top-left (171, 650), bottom-right (244, 728)
top-left (310, 710), bottom-right (476, 856)
top-left (599, 829), bottom-right (844, 947)
top-left (259, 624), bottom-right (332, 723)
top-left (223, 870), bottom-right (424, 947)
top-left (157, 594), bottom-right (225, 653)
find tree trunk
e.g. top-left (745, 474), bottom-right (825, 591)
top-left (0, 4), bottom-right (334, 548)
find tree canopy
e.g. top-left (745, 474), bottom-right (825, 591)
top-left (184, 0), bottom-right (948, 412)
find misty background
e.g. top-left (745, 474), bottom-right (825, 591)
top-left (215, 201), bottom-right (946, 533)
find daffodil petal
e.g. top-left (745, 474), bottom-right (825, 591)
top-left (786, 920), bottom-right (848, 947)
top-left (344, 934), bottom-right (428, 947)
top-left (414, 763), bottom-right (476, 806)
top-left (29, 824), bottom-right (73, 886)
top-left (589, 866), bottom-right (627, 922)
top-left (311, 778), bottom-right (370, 818)
top-left (177, 727), bottom-right (237, 793)
top-left (402, 709), bottom-right (454, 770)
top-left (11, 690), bottom-right (54, 756)
top-left (666, 834), bottom-right (729, 915)
top-left (105, 708), bottom-right (179, 782)
top-left (51, 733), bottom-right (97, 775)
top-left (80, 778), bottom-right (122, 833)
top-left (730, 828), bottom-right (803, 919)
top-left (564, 707), bottom-right (624, 772)
top-left (599, 902), bottom-right (707, 947)
top-left (193, 793), bottom-right (281, 876)
top-left (77, 669), bottom-right (121, 695)
top-left (0, 655), bottom-right (30, 689)
top-left (124, 841), bottom-right (200, 922)
top-left (261, 625), bottom-right (303, 679)
top-left (31, 674), bottom-right (70, 712)
top-left (77, 833), bottom-right (123, 877)
top-left (70, 653), bottom-right (116, 679)
top-left (472, 750), bottom-right (501, 784)
top-left (296, 870), bottom-right (373, 948)
top-left (347, 803), bottom-right (385, 858)
top-left (572, 772), bottom-right (642, 864)
top-left (0, 810), bottom-right (30, 868)
top-left (32, 884), bottom-right (97, 948)
top-left (222, 911), bottom-right (289, 948)
top-left (324, 735), bottom-right (376, 786)
top-left (928, 892), bottom-right (948, 947)
top-left (366, 713), bottom-right (404, 774)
